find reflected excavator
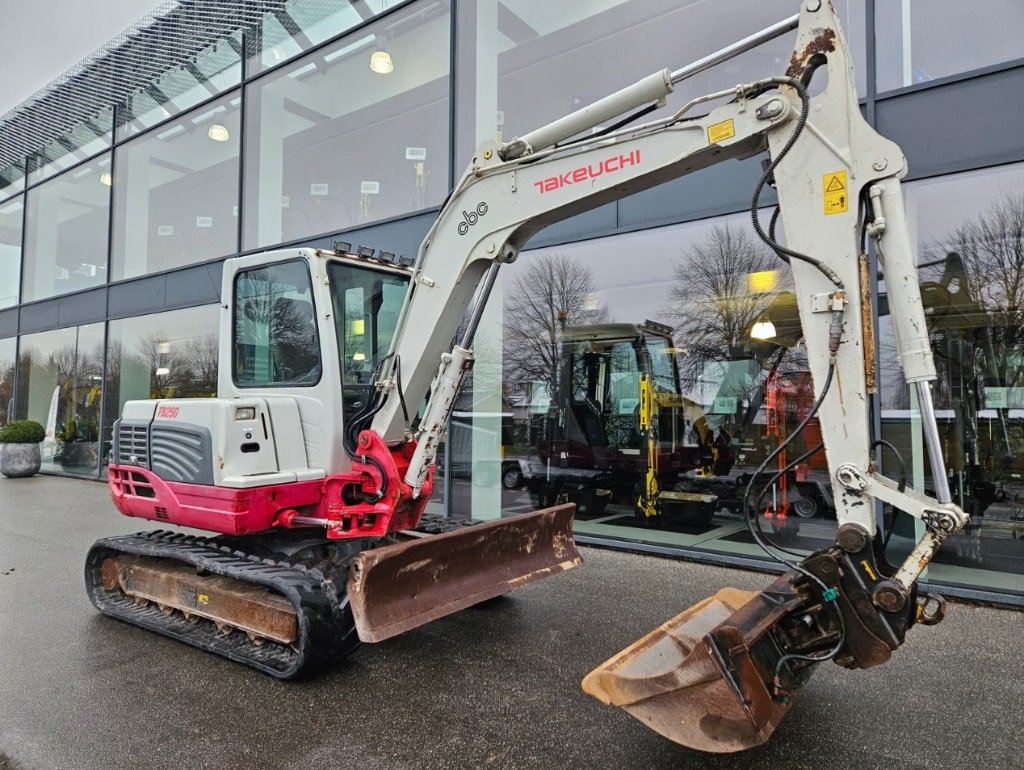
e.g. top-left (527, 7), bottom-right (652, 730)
top-left (529, 320), bottom-right (717, 526)
top-left (87, 2), bottom-right (967, 754)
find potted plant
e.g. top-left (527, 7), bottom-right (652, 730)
top-left (0, 420), bottom-right (46, 478)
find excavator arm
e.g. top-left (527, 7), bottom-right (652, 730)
top-left (349, 0), bottom-right (967, 753)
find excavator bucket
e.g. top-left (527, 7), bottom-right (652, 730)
top-left (348, 504), bottom-right (582, 642)
top-left (582, 572), bottom-right (817, 753)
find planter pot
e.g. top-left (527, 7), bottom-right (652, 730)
top-left (1, 443), bottom-right (42, 478)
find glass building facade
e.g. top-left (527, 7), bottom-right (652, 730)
top-left (0, 0), bottom-right (1022, 604)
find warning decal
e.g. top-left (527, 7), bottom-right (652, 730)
top-left (707, 119), bottom-right (735, 144)
top-left (823, 171), bottom-right (848, 215)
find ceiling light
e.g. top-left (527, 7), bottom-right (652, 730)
top-left (369, 49), bottom-right (393, 74)
top-left (208, 123), bottom-right (230, 142)
top-left (99, 172), bottom-right (113, 186)
top-left (750, 319), bottom-right (777, 341)
top-left (747, 269), bottom-right (779, 294)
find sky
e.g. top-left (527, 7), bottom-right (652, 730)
top-left (0, 0), bottom-right (165, 116)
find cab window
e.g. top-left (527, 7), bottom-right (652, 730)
top-left (233, 260), bottom-right (322, 387)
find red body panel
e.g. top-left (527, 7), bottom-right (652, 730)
top-left (108, 431), bottom-right (434, 539)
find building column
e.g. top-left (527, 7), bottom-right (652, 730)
top-left (470, 0), bottom-right (503, 521)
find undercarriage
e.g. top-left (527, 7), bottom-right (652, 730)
top-left (85, 530), bottom-right (365, 678)
top-left (85, 507), bottom-right (581, 678)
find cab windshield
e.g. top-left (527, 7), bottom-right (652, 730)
top-left (327, 260), bottom-right (409, 417)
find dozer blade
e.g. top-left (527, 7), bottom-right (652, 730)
top-left (582, 572), bottom-right (816, 753)
top-left (348, 504), bottom-right (581, 642)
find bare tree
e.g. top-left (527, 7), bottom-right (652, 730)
top-left (662, 223), bottom-right (788, 388)
top-left (183, 334), bottom-right (220, 396)
top-left (894, 194), bottom-right (1024, 463)
top-left (502, 254), bottom-right (610, 400)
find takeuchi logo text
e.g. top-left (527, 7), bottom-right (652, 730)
top-left (533, 150), bottom-right (641, 194)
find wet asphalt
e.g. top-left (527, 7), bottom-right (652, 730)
top-left (0, 474), bottom-right (1021, 770)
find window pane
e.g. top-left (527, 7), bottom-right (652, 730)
top-left (233, 260), bottom-right (322, 387)
top-left (879, 163), bottom-right (1024, 597)
top-left (23, 154), bottom-right (111, 302)
top-left (27, 107), bottom-right (114, 186)
top-left (456, 0), bottom-right (865, 166)
top-left (326, 259), bottom-right (408, 430)
top-left (463, 213), bottom-right (840, 548)
top-left (0, 197), bottom-right (23, 309)
top-left (247, 0), bottom-right (396, 76)
top-left (117, 33), bottom-right (243, 140)
top-left (0, 336), bottom-right (15, 427)
top-left (15, 324), bottom-right (105, 478)
top-left (876, 0), bottom-right (1024, 92)
top-left (0, 160), bottom-right (25, 203)
top-left (242, 1), bottom-right (451, 249)
top-left (111, 93), bottom-right (241, 281)
top-left (327, 261), bottom-right (408, 386)
top-left (103, 304), bottom-right (221, 472)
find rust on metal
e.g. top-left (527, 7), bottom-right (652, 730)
top-left (860, 254), bottom-right (877, 393)
top-left (101, 555), bottom-right (297, 644)
top-left (583, 573), bottom-right (817, 753)
top-left (785, 28), bottom-right (836, 79)
top-left (348, 504), bottom-right (582, 643)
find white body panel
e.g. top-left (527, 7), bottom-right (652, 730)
top-left (216, 248), bottom-right (349, 476)
top-left (119, 396), bottom-right (324, 487)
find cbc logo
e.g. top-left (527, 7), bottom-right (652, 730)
top-left (457, 202), bottom-right (488, 235)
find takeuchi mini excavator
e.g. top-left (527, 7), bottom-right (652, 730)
top-left (86, 1), bottom-right (968, 754)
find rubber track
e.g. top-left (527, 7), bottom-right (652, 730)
top-left (84, 531), bottom-right (360, 680)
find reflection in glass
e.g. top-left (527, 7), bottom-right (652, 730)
top-left (879, 164), bottom-right (1024, 595)
top-left (247, 0), bottom-right (394, 76)
top-left (0, 336), bottom-right (15, 427)
top-left (111, 93), bottom-right (241, 281)
top-left (22, 154), bottom-right (111, 301)
top-left (456, 0), bottom-right (865, 166)
top-left (103, 305), bottom-right (221, 472)
top-left (242, 1), bottom-right (451, 248)
top-left (875, 0), bottom-right (1024, 92)
top-left (117, 33), bottom-right (243, 140)
top-left (233, 260), bottom-right (322, 387)
top-left (16, 324), bottom-right (105, 477)
top-left (0, 160), bottom-right (25, 202)
top-left (0, 197), bottom-right (23, 309)
top-left (27, 107), bottom-right (114, 185)
top-left (490, 214), bottom-right (834, 561)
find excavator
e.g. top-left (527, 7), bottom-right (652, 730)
top-left (529, 320), bottom-right (715, 525)
top-left (86, 1), bottom-right (968, 754)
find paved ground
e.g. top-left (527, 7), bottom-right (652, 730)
top-left (1, 475), bottom-right (1021, 770)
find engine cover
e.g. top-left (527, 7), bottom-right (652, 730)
top-left (113, 397), bottom-right (321, 487)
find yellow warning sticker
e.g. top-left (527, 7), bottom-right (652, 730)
top-left (707, 119), bottom-right (735, 144)
top-left (823, 170), bottom-right (848, 215)
top-left (198, 593), bottom-right (209, 605)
